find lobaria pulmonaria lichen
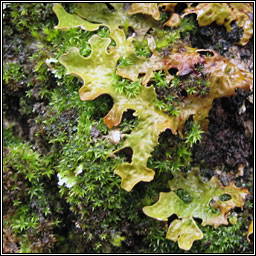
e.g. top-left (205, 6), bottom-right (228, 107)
top-left (53, 3), bottom-right (252, 251)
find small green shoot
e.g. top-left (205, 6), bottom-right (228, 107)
top-left (185, 122), bottom-right (204, 147)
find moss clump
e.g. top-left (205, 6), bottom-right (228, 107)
top-left (3, 133), bottom-right (62, 253)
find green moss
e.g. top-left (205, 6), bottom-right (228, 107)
top-left (8, 3), bottom-right (55, 32)
top-left (185, 122), bottom-right (204, 147)
top-left (192, 218), bottom-right (251, 253)
top-left (113, 75), bottom-right (142, 98)
top-left (3, 62), bottom-right (25, 84)
top-left (152, 28), bottom-right (181, 52)
top-left (133, 39), bottom-right (151, 57)
top-left (3, 137), bottom-right (61, 253)
top-left (178, 16), bottom-right (197, 36)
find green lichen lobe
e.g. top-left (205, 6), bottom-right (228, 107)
top-left (59, 35), bottom-right (119, 101)
top-left (143, 168), bottom-right (248, 249)
top-left (166, 217), bottom-right (203, 250)
top-left (53, 3), bottom-right (102, 31)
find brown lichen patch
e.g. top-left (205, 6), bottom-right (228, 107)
top-left (183, 3), bottom-right (253, 46)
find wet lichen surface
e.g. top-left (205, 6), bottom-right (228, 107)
top-left (3, 3), bottom-right (254, 253)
